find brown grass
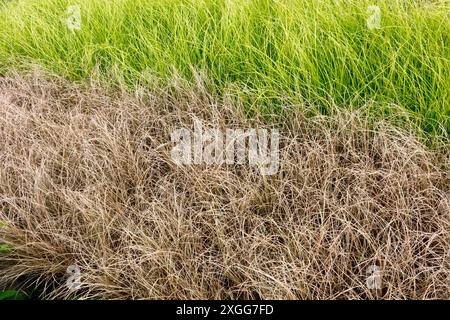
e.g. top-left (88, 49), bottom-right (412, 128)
top-left (0, 73), bottom-right (449, 299)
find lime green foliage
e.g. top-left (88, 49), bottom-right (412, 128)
top-left (0, 290), bottom-right (28, 300)
top-left (0, 0), bottom-right (448, 134)
top-left (0, 244), bottom-right (11, 253)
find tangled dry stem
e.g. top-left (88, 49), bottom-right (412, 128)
top-left (0, 74), bottom-right (449, 299)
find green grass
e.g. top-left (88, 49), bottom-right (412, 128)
top-left (0, 290), bottom-right (28, 300)
top-left (0, 244), bottom-right (11, 253)
top-left (0, 0), bottom-right (449, 135)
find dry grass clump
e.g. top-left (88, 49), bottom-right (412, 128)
top-left (0, 74), bottom-right (449, 299)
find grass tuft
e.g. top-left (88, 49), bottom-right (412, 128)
top-left (0, 74), bottom-right (448, 299)
top-left (0, 0), bottom-right (448, 135)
